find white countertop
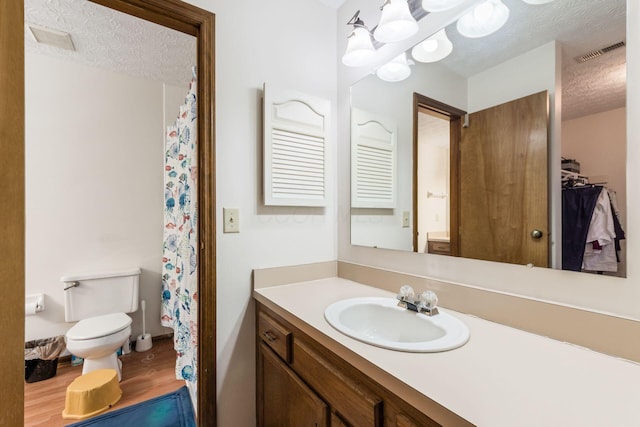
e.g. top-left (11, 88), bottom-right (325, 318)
top-left (254, 277), bottom-right (640, 427)
top-left (427, 231), bottom-right (451, 242)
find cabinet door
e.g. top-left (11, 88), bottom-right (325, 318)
top-left (395, 414), bottom-right (421, 427)
top-left (331, 412), bottom-right (351, 427)
top-left (292, 339), bottom-right (383, 426)
top-left (258, 342), bottom-right (329, 427)
top-left (385, 401), bottom-right (441, 427)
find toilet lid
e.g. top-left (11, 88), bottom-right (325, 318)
top-left (67, 312), bottom-right (132, 340)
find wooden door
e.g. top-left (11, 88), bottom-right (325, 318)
top-left (258, 343), bottom-right (329, 427)
top-left (1, 1), bottom-right (26, 425)
top-left (457, 91), bottom-right (549, 267)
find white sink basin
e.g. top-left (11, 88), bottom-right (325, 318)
top-left (324, 297), bottom-right (469, 352)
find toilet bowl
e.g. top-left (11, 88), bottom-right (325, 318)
top-left (62, 268), bottom-right (140, 382)
top-left (65, 312), bottom-right (132, 381)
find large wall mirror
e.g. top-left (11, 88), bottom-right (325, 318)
top-left (350, 0), bottom-right (627, 278)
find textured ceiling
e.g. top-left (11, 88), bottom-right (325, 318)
top-left (431, 0), bottom-right (627, 120)
top-left (316, 0), bottom-right (347, 8)
top-left (419, 111), bottom-right (449, 148)
top-left (26, 0), bottom-right (625, 120)
top-left (24, 0), bottom-right (196, 87)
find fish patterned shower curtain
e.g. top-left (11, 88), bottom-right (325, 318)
top-left (161, 67), bottom-right (198, 385)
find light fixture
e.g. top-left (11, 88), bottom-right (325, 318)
top-left (421, 0), bottom-right (465, 13)
top-left (376, 53), bottom-right (413, 82)
top-left (456, 0), bottom-right (509, 38)
top-left (521, 0), bottom-right (555, 4)
top-left (373, 0), bottom-right (419, 44)
top-left (411, 29), bottom-right (453, 63)
top-left (342, 11), bottom-right (376, 67)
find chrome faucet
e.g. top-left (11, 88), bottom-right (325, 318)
top-left (396, 285), bottom-right (439, 316)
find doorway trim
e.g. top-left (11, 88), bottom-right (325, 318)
top-left (412, 93), bottom-right (465, 256)
top-left (6, 0), bottom-right (217, 424)
top-left (90, 1), bottom-right (217, 423)
top-left (0, 1), bottom-right (26, 425)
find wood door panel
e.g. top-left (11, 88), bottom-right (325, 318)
top-left (292, 339), bottom-right (383, 427)
top-left (1, 1), bottom-right (25, 425)
top-left (459, 91), bottom-right (549, 267)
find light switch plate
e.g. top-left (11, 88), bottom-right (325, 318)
top-left (223, 208), bottom-right (240, 233)
top-left (402, 211), bottom-right (410, 228)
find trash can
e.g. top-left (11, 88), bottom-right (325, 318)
top-left (24, 336), bottom-right (66, 383)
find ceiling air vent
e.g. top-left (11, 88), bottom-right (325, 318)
top-left (27, 24), bottom-right (76, 51)
top-left (575, 41), bottom-right (625, 63)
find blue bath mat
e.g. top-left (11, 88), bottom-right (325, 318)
top-left (67, 386), bottom-right (195, 427)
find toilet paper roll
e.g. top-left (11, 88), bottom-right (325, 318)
top-left (25, 301), bottom-right (38, 316)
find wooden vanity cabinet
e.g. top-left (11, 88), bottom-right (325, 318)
top-left (256, 303), bottom-right (442, 427)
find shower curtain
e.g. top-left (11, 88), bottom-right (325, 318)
top-left (161, 67), bottom-right (198, 384)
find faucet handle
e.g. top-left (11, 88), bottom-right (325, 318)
top-left (399, 285), bottom-right (415, 300)
top-left (420, 290), bottom-right (438, 309)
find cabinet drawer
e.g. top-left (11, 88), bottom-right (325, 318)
top-left (292, 339), bottom-right (383, 427)
top-left (427, 240), bottom-right (450, 255)
top-left (258, 312), bottom-right (292, 363)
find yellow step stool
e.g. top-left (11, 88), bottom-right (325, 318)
top-left (62, 369), bottom-right (122, 420)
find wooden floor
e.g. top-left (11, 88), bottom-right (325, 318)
top-left (24, 337), bottom-right (185, 426)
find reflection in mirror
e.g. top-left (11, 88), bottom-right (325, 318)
top-left (350, 0), bottom-right (627, 277)
top-left (416, 106), bottom-right (451, 255)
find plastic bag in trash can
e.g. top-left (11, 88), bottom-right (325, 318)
top-left (24, 336), bottom-right (66, 361)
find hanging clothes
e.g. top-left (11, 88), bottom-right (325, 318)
top-left (161, 67), bottom-right (198, 383)
top-left (582, 188), bottom-right (617, 272)
top-left (561, 186), bottom-right (601, 271)
top-left (607, 189), bottom-right (626, 260)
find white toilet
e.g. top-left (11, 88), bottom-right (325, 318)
top-left (62, 268), bottom-right (140, 381)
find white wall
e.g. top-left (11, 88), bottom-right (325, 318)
top-left (182, 1), bottom-right (338, 426)
top-left (467, 41), bottom-right (558, 113)
top-left (24, 52), bottom-right (185, 342)
top-left (339, 0), bottom-right (640, 321)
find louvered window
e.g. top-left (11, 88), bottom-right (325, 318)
top-left (351, 108), bottom-right (397, 208)
top-left (263, 84), bottom-right (330, 207)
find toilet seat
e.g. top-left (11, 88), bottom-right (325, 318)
top-left (67, 313), bottom-right (132, 341)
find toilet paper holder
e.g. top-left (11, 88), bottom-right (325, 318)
top-left (63, 281), bottom-right (80, 291)
top-left (25, 293), bottom-right (45, 315)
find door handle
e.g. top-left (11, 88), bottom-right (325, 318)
top-left (531, 229), bottom-right (543, 239)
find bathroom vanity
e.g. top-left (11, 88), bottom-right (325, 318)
top-left (256, 302), bottom-right (449, 426)
top-left (254, 276), bottom-right (640, 426)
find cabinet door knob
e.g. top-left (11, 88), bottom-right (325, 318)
top-left (263, 331), bottom-right (277, 342)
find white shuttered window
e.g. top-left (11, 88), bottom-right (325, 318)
top-left (351, 108), bottom-right (397, 208)
top-left (263, 83), bottom-right (330, 207)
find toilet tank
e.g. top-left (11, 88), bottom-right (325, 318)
top-left (62, 268), bottom-right (141, 322)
